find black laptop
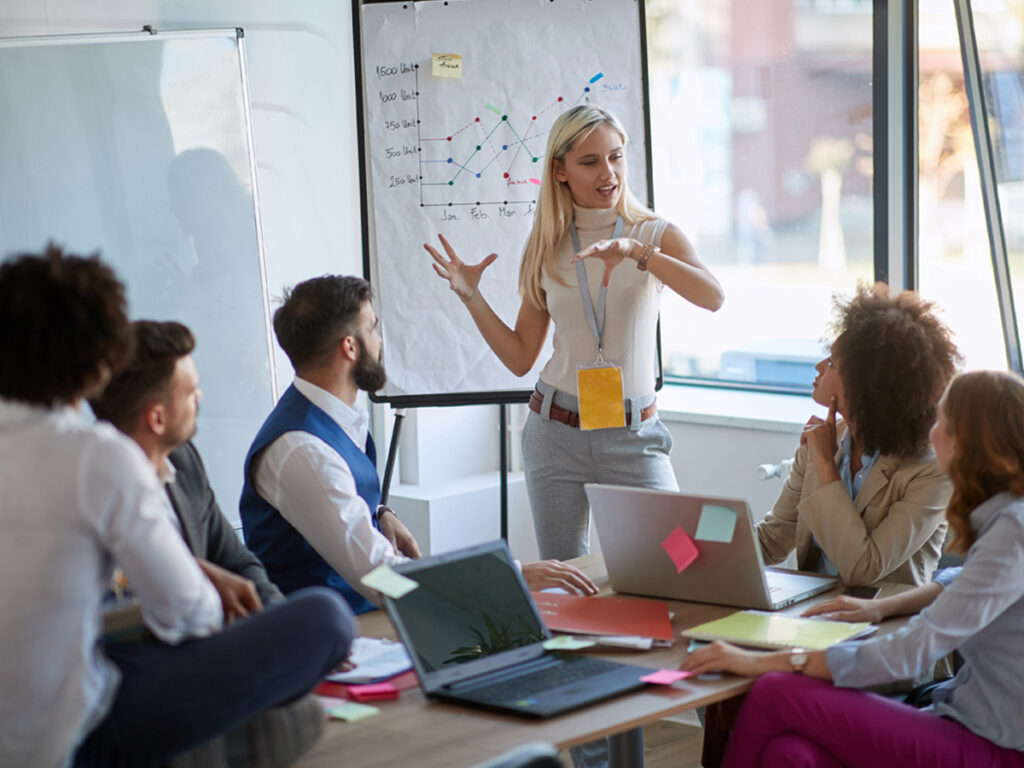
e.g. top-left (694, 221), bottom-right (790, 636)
top-left (382, 540), bottom-right (651, 719)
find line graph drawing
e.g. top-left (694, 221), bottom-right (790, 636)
top-left (416, 72), bottom-right (612, 207)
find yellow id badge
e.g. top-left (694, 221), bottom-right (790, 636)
top-left (577, 364), bottom-right (626, 430)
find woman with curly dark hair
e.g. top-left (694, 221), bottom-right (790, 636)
top-left (756, 282), bottom-right (962, 587)
top-left (685, 369), bottom-right (1024, 766)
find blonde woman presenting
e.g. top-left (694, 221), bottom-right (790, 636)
top-left (427, 105), bottom-right (723, 561)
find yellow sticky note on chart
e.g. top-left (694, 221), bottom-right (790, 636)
top-left (360, 564), bottom-right (418, 599)
top-left (577, 365), bottom-right (626, 431)
top-left (432, 53), bottom-right (463, 78)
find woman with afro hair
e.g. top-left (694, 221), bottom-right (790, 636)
top-left (756, 282), bottom-right (962, 587)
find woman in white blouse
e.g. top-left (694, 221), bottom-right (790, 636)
top-left (428, 105), bottom-right (723, 561)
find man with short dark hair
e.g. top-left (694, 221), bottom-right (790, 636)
top-left (241, 275), bottom-right (597, 615)
top-left (0, 247), bottom-right (355, 768)
top-left (91, 319), bottom-right (331, 768)
top-left (91, 320), bottom-right (283, 608)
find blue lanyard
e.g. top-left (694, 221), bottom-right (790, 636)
top-left (570, 215), bottom-right (624, 357)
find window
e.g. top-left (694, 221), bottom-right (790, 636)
top-left (648, 0), bottom-right (1024, 389)
top-left (916, 0), bottom-right (1019, 371)
top-left (647, 0), bottom-right (874, 390)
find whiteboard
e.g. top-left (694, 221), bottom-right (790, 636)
top-left (355, 0), bottom-right (651, 405)
top-left (0, 29), bottom-right (274, 526)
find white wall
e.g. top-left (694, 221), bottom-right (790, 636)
top-left (1, 2), bottom-right (365, 393)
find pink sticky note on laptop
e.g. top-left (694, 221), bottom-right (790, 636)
top-left (661, 527), bottom-right (699, 573)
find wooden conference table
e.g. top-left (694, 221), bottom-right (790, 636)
top-left (296, 555), bottom-right (912, 768)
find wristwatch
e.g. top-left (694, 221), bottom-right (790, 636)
top-left (789, 647), bottom-right (809, 674)
top-left (373, 505), bottom-right (396, 525)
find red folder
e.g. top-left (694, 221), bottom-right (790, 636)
top-left (531, 591), bottom-right (674, 642)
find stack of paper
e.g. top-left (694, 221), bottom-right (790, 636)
top-left (326, 637), bottom-right (413, 684)
top-left (680, 610), bottom-right (874, 650)
top-left (532, 591), bottom-right (674, 649)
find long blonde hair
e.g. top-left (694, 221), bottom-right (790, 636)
top-left (518, 105), bottom-right (655, 309)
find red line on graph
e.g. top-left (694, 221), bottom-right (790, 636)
top-left (421, 117), bottom-right (480, 142)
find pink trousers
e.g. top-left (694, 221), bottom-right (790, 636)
top-left (722, 672), bottom-right (1024, 768)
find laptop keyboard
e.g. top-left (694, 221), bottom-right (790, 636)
top-left (460, 657), bottom-right (622, 702)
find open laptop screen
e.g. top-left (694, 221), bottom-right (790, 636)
top-left (389, 542), bottom-right (549, 679)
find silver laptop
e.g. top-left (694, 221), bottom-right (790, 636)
top-left (586, 484), bottom-right (837, 610)
top-left (382, 540), bottom-right (651, 718)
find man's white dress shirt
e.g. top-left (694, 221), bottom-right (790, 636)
top-left (253, 378), bottom-right (406, 605)
top-left (0, 399), bottom-right (221, 768)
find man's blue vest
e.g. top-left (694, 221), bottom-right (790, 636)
top-left (240, 384), bottom-right (380, 614)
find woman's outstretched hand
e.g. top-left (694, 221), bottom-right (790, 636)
top-left (426, 234), bottom-right (498, 302)
top-left (571, 237), bottom-right (637, 287)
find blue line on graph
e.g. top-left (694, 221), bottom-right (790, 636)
top-left (589, 73), bottom-right (604, 83)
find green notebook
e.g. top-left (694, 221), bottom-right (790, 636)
top-left (681, 610), bottom-right (874, 650)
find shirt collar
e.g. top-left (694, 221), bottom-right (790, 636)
top-left (839, 427), bottom-right (879, 497)
top-left (571, 203), bottom-right (620, 232)
top-left (157, 457), bottom-right (177, 486)
top-left (840, 427), bottom-right (880, 464)
top-left (293, 377), bottom-right (369, 445)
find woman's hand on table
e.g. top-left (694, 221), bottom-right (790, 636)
top-left (801, 594), bottom-right (884, 624)
top-left (521, 560), bottom-right (598, 595)
top-left (681, 640), bottom-right (772, 678)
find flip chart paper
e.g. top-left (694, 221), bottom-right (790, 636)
top-left (695, 504), bottom-right (737, 543)
top-left (360, 565), bottom-right (418, 599)
top-left (661, 527), bottom-right (699, 573)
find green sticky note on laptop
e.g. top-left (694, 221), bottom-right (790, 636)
top-left (695, 504), bottom-right (737, 543)
top-left (360, 564), bottom-right (418, 599)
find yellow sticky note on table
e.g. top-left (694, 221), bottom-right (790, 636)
top-left (328, 701), bottom-right (380, 722)
top-left (360, 564), bottom-right (418, 599)
top-left (432, 53), bottom-right (462, 78)
top-left (577, 365), bottom-right (625, 430)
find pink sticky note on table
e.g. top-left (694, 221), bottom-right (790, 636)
top-left (641, 669), bottom-right (694, 685)
top-left (661, 527), bottom-right (699, 573)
